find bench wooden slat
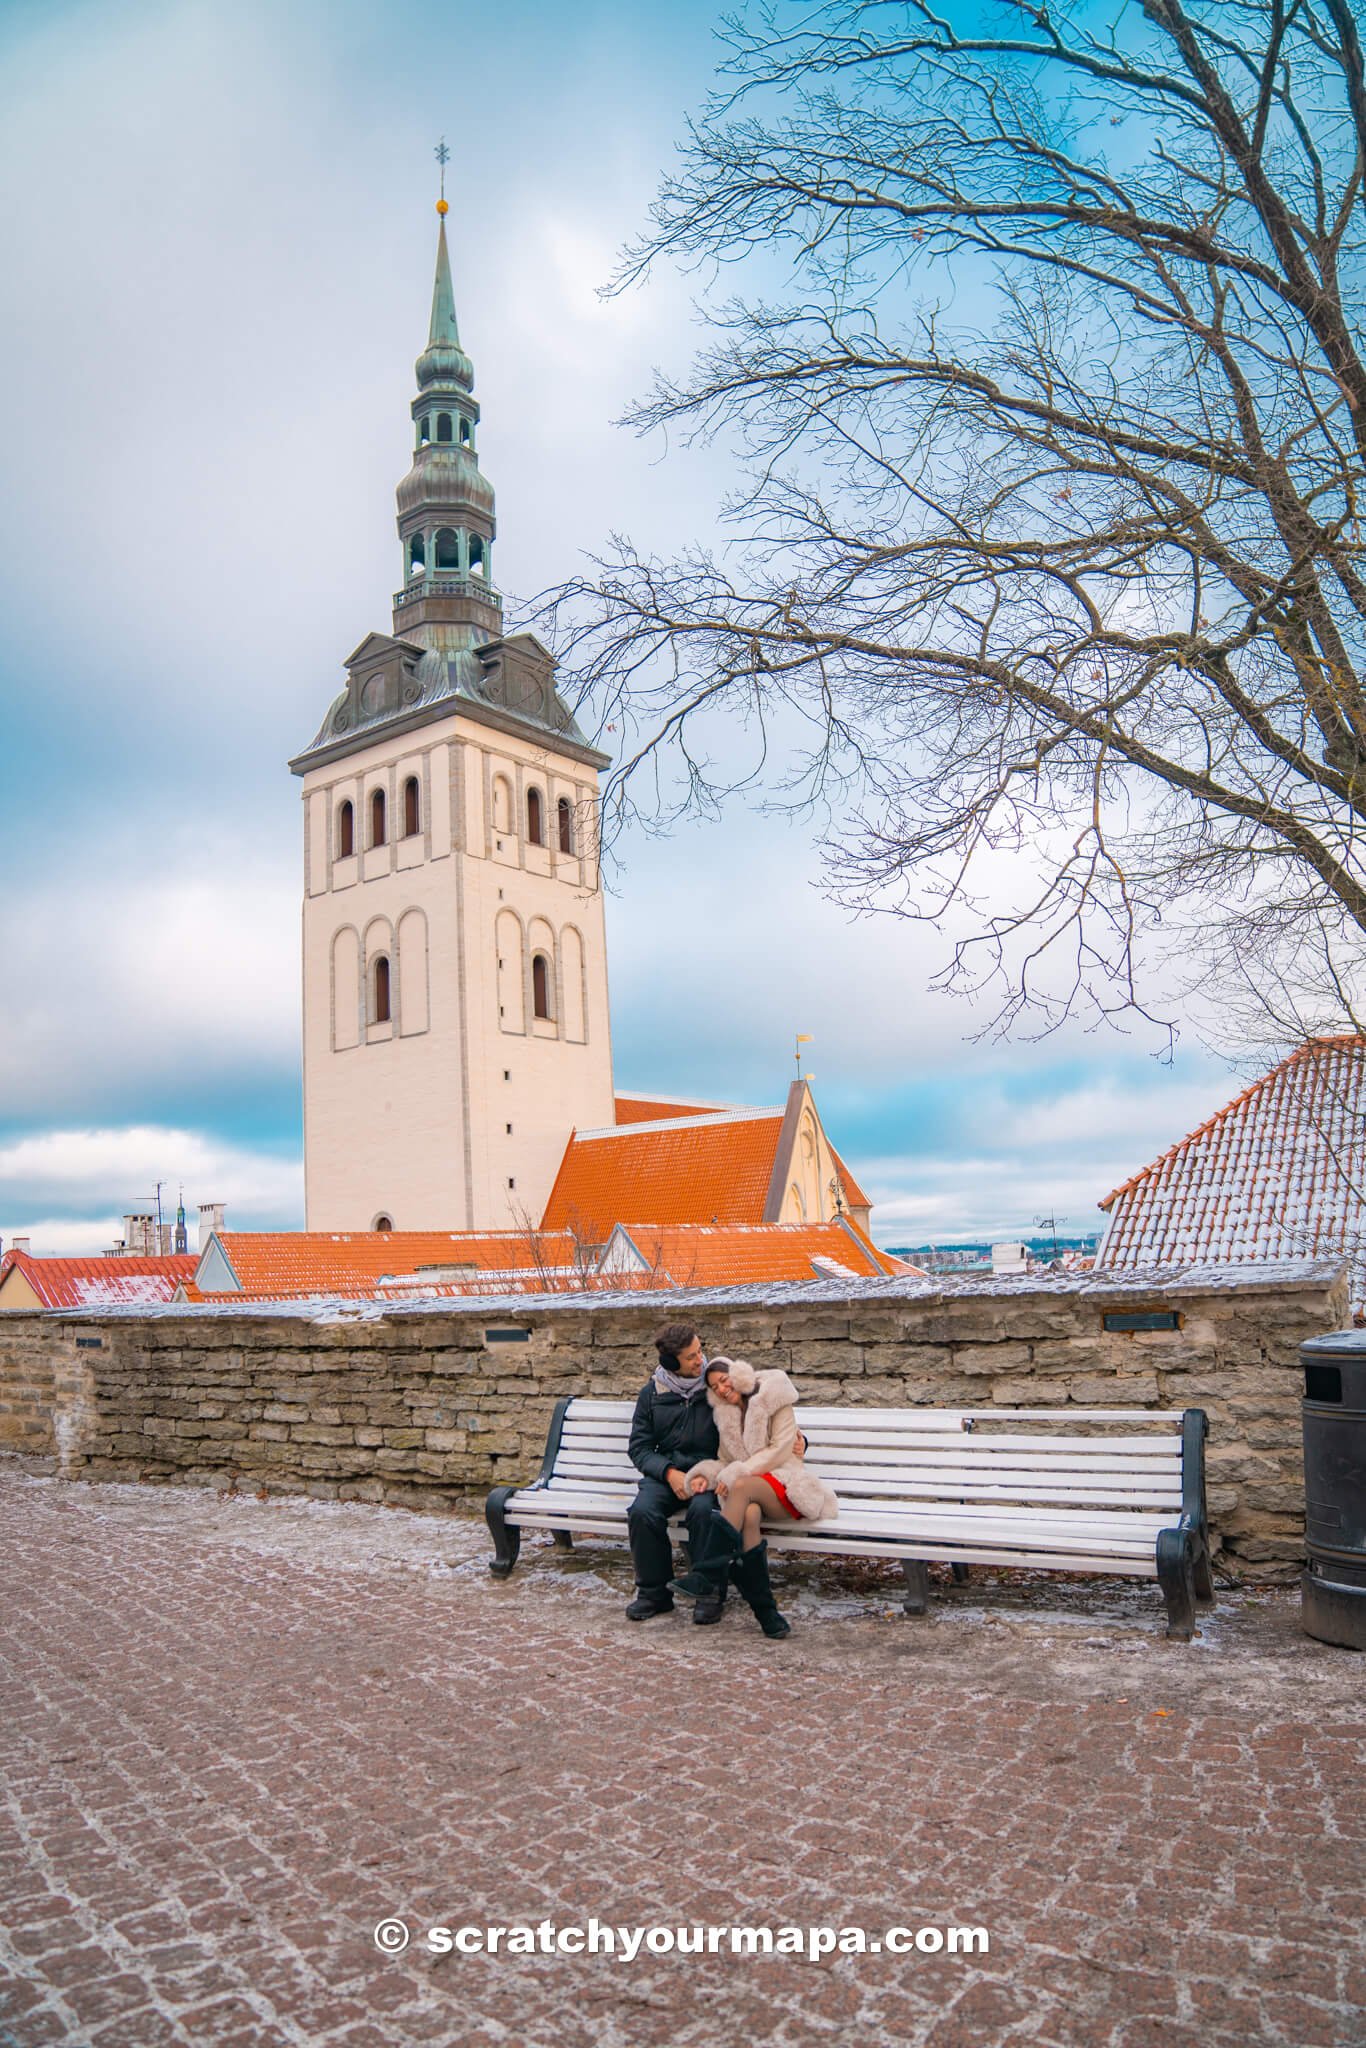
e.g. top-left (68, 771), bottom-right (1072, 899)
top-left (548, 1441), bottom-right (1179, 1474)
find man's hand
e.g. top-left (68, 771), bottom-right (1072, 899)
top-left (665, 1468), bottom-right (690, 1501)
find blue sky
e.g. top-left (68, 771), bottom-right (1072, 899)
top-left (0, 0), bottom-right (1246, 1251)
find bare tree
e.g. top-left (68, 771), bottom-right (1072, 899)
top-left (546, 0), bottom-right (1366, 1045)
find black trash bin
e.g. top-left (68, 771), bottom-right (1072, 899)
top-left (1301, 1329), bottom-right (1366, 1651)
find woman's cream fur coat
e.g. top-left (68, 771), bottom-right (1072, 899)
top-left (691, 1359), bottom-right (838, 1522)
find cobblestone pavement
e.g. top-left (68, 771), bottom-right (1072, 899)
top-left (0, 1463), bottom-right (1362, 2048)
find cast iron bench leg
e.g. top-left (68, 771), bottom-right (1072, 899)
top-left (951, 1563), bottom-right (970, 1584)
top-left (552, 1531), bottom-right (574, 1549)
top-left (1156, 1530), bottom-right (1197, 1639)
top-left (485, 1487), bottom-right (522, 1577)
top-left (1193, 1539), bottom-right (1215, 1606)
top-left (901, 1560), bottom-right (930, 1615)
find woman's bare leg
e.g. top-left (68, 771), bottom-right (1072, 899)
top-left (719, 1475), bottom-right (784, 1548)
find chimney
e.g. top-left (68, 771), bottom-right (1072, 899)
top-left (124, 1212), bottom-right (155, 1256)
top-left (197, 1202), bottom-right (226, 1252)
top-left (12, 1235), bottom-right (31, 1257)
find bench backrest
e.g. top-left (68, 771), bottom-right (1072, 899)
top-left (547, 1398), bottom-right (1191, 1517)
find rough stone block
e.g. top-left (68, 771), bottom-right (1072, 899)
top-left (1067, 1374), bottom-right (1160, 1405)
top-left (993, 1377), bottom-right (1070, 1405)
top-left (952, 1342), bottom-right (1033, 1377)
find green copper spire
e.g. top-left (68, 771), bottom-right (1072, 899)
top-left (416, 200), bottom-right (474, 391)
top-left (429, 215), bottom-right (461, 349)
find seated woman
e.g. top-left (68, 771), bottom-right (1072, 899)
top-left (678, 1357), bottom-right (838, 1637)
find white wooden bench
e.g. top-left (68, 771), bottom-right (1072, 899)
top-left (485, 1398), bottom-right (1215, 1637)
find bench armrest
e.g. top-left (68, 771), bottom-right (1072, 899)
top-left (485, 1397), bottom-right (575, 1577)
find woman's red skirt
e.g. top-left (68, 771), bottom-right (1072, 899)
top-left (757, 1472), bottom-right (803, 1519)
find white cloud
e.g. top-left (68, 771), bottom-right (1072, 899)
top-left (0, 845), bottom-right (298, 1114)
top-left (0, 1124), bottom-right (303, 1252)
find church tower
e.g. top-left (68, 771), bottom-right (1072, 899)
top-left (290, 199), bottom-right (615, 1232)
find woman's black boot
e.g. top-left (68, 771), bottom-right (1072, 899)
top-left (731, 1539), bottom-right (791, 1638)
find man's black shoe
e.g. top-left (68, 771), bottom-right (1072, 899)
top-left (625, 1589), bottom-right (674, 1621)
top-left (693, 1586), bottom-right (727, 1625)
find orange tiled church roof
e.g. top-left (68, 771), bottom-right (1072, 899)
top-left (1098, 1035), bottom-right (1366, 1299)
top-left (543, 1108), bottom-right (789, 1236)
top-left (613, 1092), bottom-right (734, 1125)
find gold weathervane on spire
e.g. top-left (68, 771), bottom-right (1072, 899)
top-left (435, 137), bottom-right (450, 216)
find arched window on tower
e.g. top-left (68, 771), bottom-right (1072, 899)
top-left (526, 787), bottom-right (544, 846)
top-left (370, 787), bottom-right (387, 848)
top-left (372, 954), bottom-right (391, 1025)
top-left (532, 952), bottom-right (552, 1021)
top-left (557, 797), bottom-right (573, 855)
top-left (468, 534), bottom-right (485, 577)
top-left (459, 416), bottom-right (472, 446)
top-left (418, 416), bottom-right (431, 446)
top-left (402, 776), bottom-right (420, 839)
top-left (337, 800), bottom-right (354, 860)
top-left (408, 532), bottom-right (425, 579)
top-left (434, 527), bottom-right (460, 571)
top-left (436, 413), bottom-right (453, 442)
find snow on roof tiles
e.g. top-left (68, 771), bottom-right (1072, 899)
top-left (1098, 1035), bottom-right (1366, 1303)
top-left (0, 1253), bottom-right (197, 1309)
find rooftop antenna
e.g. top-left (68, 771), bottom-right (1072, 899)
top-left (1034, 1212), bottom-right (1065, 1262)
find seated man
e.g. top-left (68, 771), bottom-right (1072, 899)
top-left (626, 1322), bottom-right (726, 1625)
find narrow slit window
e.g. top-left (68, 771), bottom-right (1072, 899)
top-left (372, 953), bottom-right (391, 1024)
top-left (403, 776), bottom-right (420, 838)
top-left (337, 799), bottom-right (354, 859)
top-left (526, 787), bottom-right (544, 845)
top-left (557, 797), bottom-right (573, 854)
top-left (532, 952), bottom-right (552, 1020)
top-left (370, 788), bottom-right (387, 847)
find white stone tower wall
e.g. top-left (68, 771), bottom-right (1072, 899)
top-left (301, 714), bottom-right (614, 1231)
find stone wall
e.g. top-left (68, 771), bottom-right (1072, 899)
top-left (0, 1260), bottom-right (1348, 1578)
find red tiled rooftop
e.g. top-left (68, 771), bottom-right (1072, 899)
top-left (0, 1253), bottom-right (196, 1310)
top-left (210, 1231), bottom-right (580, 1296)
top-left (613, 1092), bottom-right (734, 1125)
top-left (1098, 1035), bottom-right (1366, 1298)
top-left (542, 1110), bottom-right (788, 1237)
top-left (608, 1221), bottom-right (913, 1285)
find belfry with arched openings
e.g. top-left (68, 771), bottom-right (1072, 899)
top-left (290, 201), bottom-right (615, 1230)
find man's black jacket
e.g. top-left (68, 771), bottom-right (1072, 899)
top-left (627, 1380), bottom-right (719, 1483)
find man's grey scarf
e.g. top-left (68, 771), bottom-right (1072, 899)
top-left (653, 1363), bottom-right (710, 1402)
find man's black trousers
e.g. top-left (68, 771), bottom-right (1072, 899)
top-left (627, 1476), bottom-right (720, 1592)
